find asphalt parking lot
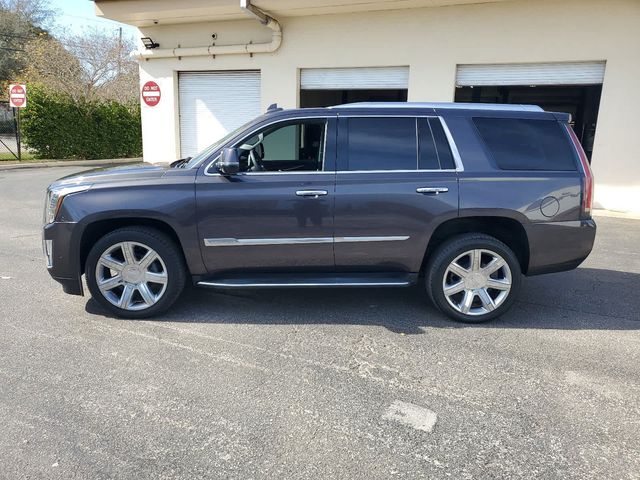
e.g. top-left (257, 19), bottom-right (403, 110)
top-left (0, 166), bottom-right (639, 479)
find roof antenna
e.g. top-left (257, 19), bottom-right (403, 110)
top-left (266, 103), bottom-right (282, 113)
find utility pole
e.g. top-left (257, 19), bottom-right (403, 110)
top-left (117, 27), bottom-right (122, 76)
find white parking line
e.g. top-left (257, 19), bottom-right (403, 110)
top-left (383, 400), bottom-right (437, 433)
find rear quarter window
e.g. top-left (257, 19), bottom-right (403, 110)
top-left (473, 117), bottom-right (577, 171)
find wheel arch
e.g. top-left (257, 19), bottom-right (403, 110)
top-left (79, 217), bottom-right (187, 275)
top-left (423, 216), bottom-right (530, 274)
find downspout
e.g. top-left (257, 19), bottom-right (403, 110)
top-left (131, 0), bottom-right (281, 60)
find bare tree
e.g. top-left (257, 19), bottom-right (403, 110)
top-left (0, 0), bottom-right (53, 27)
top-left (0, 0), bottom-right (53, 93)
top-left (23, 28), bottom-right (139, 103)
top-left (64, 28), bottom-right (138, 102)
top-left (22, 35), bottom-right (85, 100)
top-left (2, 0), bottom-right (138, 103)
top-left (0, 9), bottom-right (29, 83)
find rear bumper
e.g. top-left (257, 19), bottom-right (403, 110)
top-left (525, 219), bottom-right (596, 276)
top-left (43, 222), bottom-right (84, 296)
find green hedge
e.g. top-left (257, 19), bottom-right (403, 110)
top-left (21, 87), bottom-right (142, 159)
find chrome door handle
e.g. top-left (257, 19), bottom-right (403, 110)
top-left (296, 190), bottom-right (328, 197)
top-left (417, 187), bottom-right (449, 195)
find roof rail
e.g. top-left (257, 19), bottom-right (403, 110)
top-left (330, 102), bottom-right (544, 112)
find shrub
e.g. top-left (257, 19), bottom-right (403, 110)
top-left (21, 86), bottom-right (142, 159)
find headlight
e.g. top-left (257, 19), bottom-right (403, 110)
top-left (43, 184), bottom-right (92, 224)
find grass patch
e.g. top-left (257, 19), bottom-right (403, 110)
top-left (0, 152), bottom-right (37, 161)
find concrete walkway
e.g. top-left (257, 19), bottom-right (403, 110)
top-left (0, 157), bottom-right (141, 172)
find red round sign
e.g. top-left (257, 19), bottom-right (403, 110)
top-left (141, 81), bottom-right (161, 107)
top-left (9, 84), bottom-right (26, 108)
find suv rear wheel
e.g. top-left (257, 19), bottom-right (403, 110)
top-left (86, 227), bottom-right (186, 319)
top-left (426, 234), bottom-right (522, 323)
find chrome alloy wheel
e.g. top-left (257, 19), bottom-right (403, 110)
top-left (95, 241), bottom-right (168, 311)
top-left (442, 249), bottom-right (512, 316)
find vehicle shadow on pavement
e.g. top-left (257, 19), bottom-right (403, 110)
top-left (85, 267), bottom-right (640, 334)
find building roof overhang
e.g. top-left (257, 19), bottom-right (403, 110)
top-left (93, 0), bottom-right (515, 27)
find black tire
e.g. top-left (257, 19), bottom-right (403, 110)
top-left (86, 227), bottom-right (187, 319)
top-left (425, 233), bottom-right (522, 323)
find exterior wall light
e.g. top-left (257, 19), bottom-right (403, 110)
top-left (141, 37), bottom-right (160, 49)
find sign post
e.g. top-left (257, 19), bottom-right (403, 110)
top-left (9, 84), bottom-right (27, 161)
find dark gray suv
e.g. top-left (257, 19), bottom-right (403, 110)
top-left (43, 102), bottom-right (596, 323)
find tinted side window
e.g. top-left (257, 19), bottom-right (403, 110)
top-left (346, 118), bottom-right (416, 171)
top-left (418, 119), bottom-right (439, 169)
top-left (417, 118), bottom-right (456, 170)
top-left (474, 117), bottom-right (577, 171)
top-left (429, 118), bottom-right (456, 170)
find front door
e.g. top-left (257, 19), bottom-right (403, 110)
top-left (196, 116), bottom-right (336, 275)
top-left (334, 115), bottom-right (459, 273)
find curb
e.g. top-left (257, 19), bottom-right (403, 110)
top-left (0, 158), bottom-right (142, 172)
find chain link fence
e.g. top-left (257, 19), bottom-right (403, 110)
top-left (0, 101), bottom-right (20, 160)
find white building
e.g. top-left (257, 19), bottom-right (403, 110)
top-left (95, 0), bottom-right (640, 214)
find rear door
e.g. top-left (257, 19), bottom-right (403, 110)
top-left (333, 115), bottom-right (459, 273)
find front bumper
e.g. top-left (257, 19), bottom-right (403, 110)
top-left (43, 222), bottom-right (84, 296)
top-left (525, 219), bottom-right (597, 276)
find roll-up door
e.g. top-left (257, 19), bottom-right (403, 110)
top-left (456, 62), bottom-right (606, 87)
top-left (179, 71), bottom-right (261, 158)
top-left (300, 67), bottom-right (409, 90)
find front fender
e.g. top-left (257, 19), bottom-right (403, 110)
top-left (57, 180), bottom-right (205, 277)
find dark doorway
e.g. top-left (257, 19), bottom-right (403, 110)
top-left (300, 89), bottom-right (408, 108)
top-left (455, 85), bottom-right (602, 160)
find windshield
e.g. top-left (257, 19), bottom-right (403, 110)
top-left (183, 119), bottom-right (257, 169)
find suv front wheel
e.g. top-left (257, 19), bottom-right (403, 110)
top-left (86, 227), bottom-right (186, 319)
top-left (426, 234), bottom-right (522, 323)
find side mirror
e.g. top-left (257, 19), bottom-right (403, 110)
top-left (218, 147), bottom-right (240, 175)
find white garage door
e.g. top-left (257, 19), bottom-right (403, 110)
top-left (179, 71), bottom-right (261, 158)
top-left (300, 67), bottom-right (410, 90)
top-left (456, 61), bottom-right (606, 87)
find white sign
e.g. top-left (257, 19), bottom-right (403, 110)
top-left (9, 84), bottom-right (27, 108)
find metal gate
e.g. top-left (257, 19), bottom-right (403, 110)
top-left (0, 101), bottom-right (20, 160)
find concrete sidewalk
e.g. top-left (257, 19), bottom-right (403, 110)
top-left (593, 208), bottom-right (640, 220)
top-left (0, 157), bottom-right (141, 171)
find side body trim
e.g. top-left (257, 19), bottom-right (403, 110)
top-left (204, 237), bottom-right (332, 247)
top-left (203, 235), bottom-right (410, 247)
top-left (334, 236), bottom-right (409, 243)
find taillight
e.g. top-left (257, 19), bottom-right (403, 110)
top-left (565, 124), bottom-right (593, 219)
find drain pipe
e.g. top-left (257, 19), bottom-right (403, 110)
top-left (131, 0), bottom-right (281, 60)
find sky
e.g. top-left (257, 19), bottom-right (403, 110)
top-left (48, 0), bottom-right (137, 38)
